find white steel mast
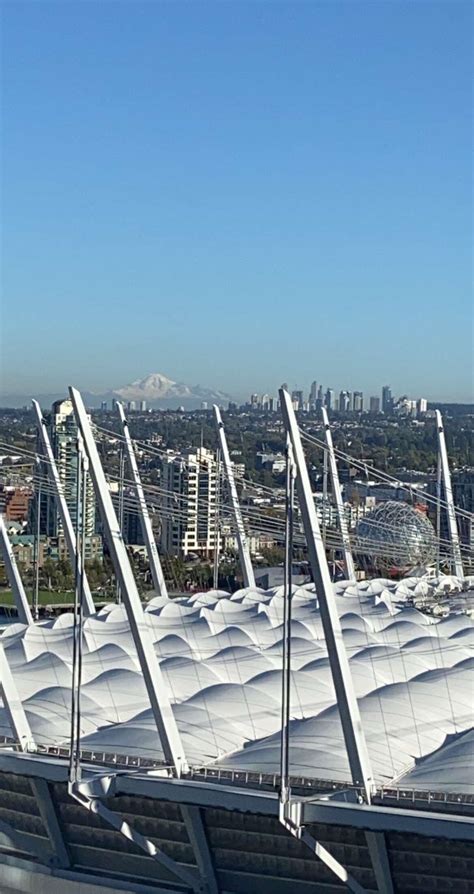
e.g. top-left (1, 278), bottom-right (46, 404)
top-left (321, 407), bottom-right (355, 581)
top-left (69, 387), bottom-right (188, 776)
top-left (117, 402), bottom-right (169, 599)
top-left (435, 410), bottom-right (463, 578)
top-left (32, 400), bottom-right (95, 616)
top-left (213, 405), bottom-right (255, 589)
top-left (0, 514), bottom-right (33, 626)
top-left (280, 389), bottom-right (374, 799)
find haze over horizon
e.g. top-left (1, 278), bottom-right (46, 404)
top-left (1, 2), bottom-right (472, 402)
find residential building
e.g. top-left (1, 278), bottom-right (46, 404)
top-left (160, 447), bottom-right (220, 558)
top-left (325, 389), bottom-right (334, 410)
top-left (369, 396), bottom-right (380, 413)
top-left (37, 399), bottom-right (96, 538)
top-left (291, 390), bottom-right (304, 411)
top-left (382, 385), bottom-right (393, 414)
top-left (0, 486), bottom-right (31, 522)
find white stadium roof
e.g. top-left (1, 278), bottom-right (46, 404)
top-left (1, 576), bottom-right (473, 794)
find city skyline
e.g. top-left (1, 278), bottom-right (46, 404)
top-left (0, 367), bottom-right (467, 408)
top-left (1, 2), bottom-right (472, 403)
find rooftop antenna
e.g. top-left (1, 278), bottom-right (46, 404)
top-left (213, 405), bottom-right (255, 589)
top-left (32, 400), bottom-right (95, 616)
top-left (0, 514), bottom-right (33, 625)
top-left (70, 386), bottom-right (186, 775)
top-left (321, 407), bottom-right (355, 581)
top-left (435, 410), bottom-right (463, 578)
top-left (117, 402), bottom-right (169, 599)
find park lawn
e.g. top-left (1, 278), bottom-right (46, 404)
top-left (0, 590), bottom-right (115, 606)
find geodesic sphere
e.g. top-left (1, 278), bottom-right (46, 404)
top-left (355, 501), bottom-right (437, 573)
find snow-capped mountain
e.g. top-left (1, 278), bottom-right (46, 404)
top-left (0, 373), bottom-right (232, 409)
top-left (113, 373), bottom-right (231, 407)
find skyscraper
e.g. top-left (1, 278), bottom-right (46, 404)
top-left (291, 390), bottom-right (304, 411)
top-left (339, 390), bottom-right (350, 413)
top-left (40, 399), bottom-right (96, 537)
top-left (382, 386), bottom-right (393, 414)
top-left (325, 388), bottom-right (334, 410)
top-left (369, 396), bottom-right (380, 413)
top-left (353, 391), bottom-right (363, 412)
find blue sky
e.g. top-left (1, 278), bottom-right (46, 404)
top-left (1, 1), bottom-right (472, 401)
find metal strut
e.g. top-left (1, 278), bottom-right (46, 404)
top-left (0, 514), bottom-right (33, 625)
top-left (435, 410), bottom-right (464, 578)
top-left (321, 407), bottom-right (356, 581)
top-left (117, 402), bottom-right (169, 599)
top-left (0, 641), bottom-right (36, 752)
top-left (69, 788), bottom-right (205, 892)
top-left (69, 386), bottom-right (188, 776)
top-left (32, 399), bottom-right (95, 616)
top-left (280, 800), bottom-right (368, 894)
top-left (213, 405), bottom-right (255, 589)
top-left (279, 388), bottom-right (374, 799)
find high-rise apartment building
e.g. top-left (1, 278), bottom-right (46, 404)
top-left (353, 391), bottom-right (364, 412)
top-left (339, 390), bottom-right (351, 413)
top-left (382, 385), bottom-right (393, 414)
top-left (40, 399), bottom-right (96, 537)
top-left (325, 388), bottom-right (334, 410)
top-left (291, 390), bottom-right (304, 411)
top-left (160, 447), bottom-right (220, 558)
top-left (369, 396), bottom-right (381, 413)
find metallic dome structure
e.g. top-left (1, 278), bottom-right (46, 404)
top-left (355, 500), bottom-right (437, 573)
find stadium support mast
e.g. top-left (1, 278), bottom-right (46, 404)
top-left (435, 410), bottom-right (464, 579)
top-left (280, 389), bottom-right (374, 799)
top-left (32, 400), bottom-right (95, 617)
top-left (321, 408), bottom-right (355, 580)
top-left (116, 402), bottom-right (169, 600)
top-left (213, 405), bottom-right (256, 589)
top-left (69, 387), bottom-right (188, 776)
top-left (0, 642), bottom-right (36, 751)
top-left (0, 514), bottom-right (33, 626)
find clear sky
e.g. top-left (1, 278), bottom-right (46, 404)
top-left (1, 1), bottom-right (472, 402)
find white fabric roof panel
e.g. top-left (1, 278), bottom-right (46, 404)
top-left (1, 577), bottom-right (472, 793)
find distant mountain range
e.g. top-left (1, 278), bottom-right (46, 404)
top-left (0, 373), bottom-right (233, 410)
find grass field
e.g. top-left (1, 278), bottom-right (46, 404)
top-left (0, 589), bottom-right (115, 607)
